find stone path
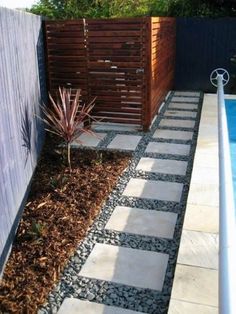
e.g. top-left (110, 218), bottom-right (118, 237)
top-left (41, 91), bottom-right (202, 314)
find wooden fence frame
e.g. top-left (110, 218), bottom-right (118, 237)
top-left (45, 17), bottom-right (176, 130)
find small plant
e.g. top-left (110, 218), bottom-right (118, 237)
top-left (28, 221), bottom-right (45, 240)
top-left (92, 152), bottom-right (103, 165)
top-left (41, 87), bottom-right (96, 171)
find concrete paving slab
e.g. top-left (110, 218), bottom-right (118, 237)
top-left (164, 110), bottom-right (197, 118)
top-left (177, 230), bottom-right (218, 269)
top-left (122, 178), bottom-right (183, 202)
top-left (174, 91), bottom-right (201, 97)
top-left (92, 122), bottom-right (139, 132)
top-left (168, 299), bottom-right (218, 314)
top-left (187, 183), bottom-right (219, 207)
top-left (193, 151), bottom-right (218, 169)
top-left (159, 119), bottom-right (195, 129)
top-left (105, 206), bottom-right (177, 239)
top-left (153, 129), bottom-right (193, 141)
top-left (171, 264), bottom-right (218, 307)
top-left (195, 140), bottom-right (218, 156)
top-left (107, 135), bottom-right (142, 151)
top-left (191, 167), bottom-right (218, 184)
top-left (145, 142), bottom-right (190, 156)
top-left (183, 204), bottom-right (219, 233)
top-left (136, 157), bottom-right (188, 175)
top-left (79, 243), bottom-right (169, 291)
top-left (168, 103), bottom-right (198, 110)
top-left (171, 96), bottom-right (199, 103)
top-left (74, 132), bottom-right (106, 147)
top-left (58, 299), bottom-right (143, 314)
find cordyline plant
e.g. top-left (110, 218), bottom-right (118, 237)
top-left (41, 87), bottom-right (96, 171)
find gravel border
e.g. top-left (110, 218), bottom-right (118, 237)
top-left (39, 91), bottom-right (203, 314)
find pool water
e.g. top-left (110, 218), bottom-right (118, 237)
top-left (225, 99), bottom-right (236, 207)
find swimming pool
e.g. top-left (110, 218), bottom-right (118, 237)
top-left (225, 99), bottom-right (236, 207)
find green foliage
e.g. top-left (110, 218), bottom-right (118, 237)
top-left (49, 174), bottom-right (69, 189)
top-left (92, 152), bottom-right (103, 165)
top-left (29, 0), bottom-right (236, 18)
top-left (28, 221), bottom-right (45, 240)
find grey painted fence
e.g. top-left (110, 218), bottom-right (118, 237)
top-left (174, 17), bottom-right (236, 93)
top-left (0, 7), bottom-right (46, 272)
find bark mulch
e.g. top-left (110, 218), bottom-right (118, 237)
top-left (0, 136), bottom-right (131, 313)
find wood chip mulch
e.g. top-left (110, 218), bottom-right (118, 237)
top-left (0, 136), bottom-right (131, 314)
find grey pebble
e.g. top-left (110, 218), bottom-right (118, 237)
top-left (87, 292), bottom-right (96, 301)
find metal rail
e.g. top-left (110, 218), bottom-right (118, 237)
top-left (216, 73), bottom-right (236, 314)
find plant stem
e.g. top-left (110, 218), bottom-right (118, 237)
top-left (67, 142), bottom-right (71, 172)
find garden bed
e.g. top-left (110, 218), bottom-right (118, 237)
top-left (0, 135), bottom-right (131, 313)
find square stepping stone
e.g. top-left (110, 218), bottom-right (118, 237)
top-left (107, 135), bottom-right (142, 151)
top-left (123, 178), bottom-right (183, 202)
top-left (79, 243), bottom-right (169, 291)
top-left (136, 157), bottom-right (188, 175)
top-left (174, 91), bottom-right (200, 97)
top-left (153, 129), bottom-right (193, 141)
top-left (171, 96), bottom-right (199, 103)
top-left (105, 206), bottom-right (177, 239)
top-left (159, 119), bottom-right (195, 129)
top-left (73, 132), bottom-right (106, 147)
top-left (164, 110), bottom-right (197, 118)
top-left (58, 299), bottom-right (143, 314)
top-left (171, 264), bottom-right (218, 307)
top-left (177, 230), bottom-right (218, 269)
top-left (169, 103), bottom-right (198, 110)
top-left (145, 142), bottom-right (190, 156)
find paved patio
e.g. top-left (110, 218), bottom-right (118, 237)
top-left (168, 93), bottom-right (219, 314)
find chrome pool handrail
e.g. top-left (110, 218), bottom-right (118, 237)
top-left (213, 70), bottom-right (236, 314)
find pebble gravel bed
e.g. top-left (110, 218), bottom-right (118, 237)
top-left (39, 91), bottom-right (203, 314)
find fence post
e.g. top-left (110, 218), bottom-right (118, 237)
top-left (143, 16), bottom-right (152, 131)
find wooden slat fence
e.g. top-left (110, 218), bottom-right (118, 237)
top-left (0, 8), bottom-right (46, 273)
top-left (149, 18), bottom-right (176, 123)
top-left (45, 17), bottom-right (176, 130)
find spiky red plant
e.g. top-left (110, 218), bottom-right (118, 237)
top-left (41, 87), bottom-right (96, 170)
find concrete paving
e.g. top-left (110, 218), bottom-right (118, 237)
top-left (105, 206), bottom-right (178, 239)
top-left (136, 158), bottom-right (188, 175)
top-left (168, 93), bottom-right (219, 314)
top-left (73, 132), bottom-right (107, 147)
top-left (168, 299), bottom-right (218, 314)
top-left (122, 178), bottom-right (183, 202)
top-left (145, 142), bottom-right (190, 156)
top-left (58, 299), bottom-right (144, 314)
top-left (174, 91), bottom-right (201, 97)
top-left (164, 110), bottom-right (197, 118)
top-left (168, 103), bottom-right (198, 110)
top-left (171, 96), bottom-right (199, 103)
top-left (79, 243), bottom-right (169, 291)
top-left (107, 135), bottom-right (142, 151)
top-left (56, 91), bottom-right (205, 314)
top-left (159, 119), bottom-right (195, 129)
top-left (153, 129), bottom-right (193, 140)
